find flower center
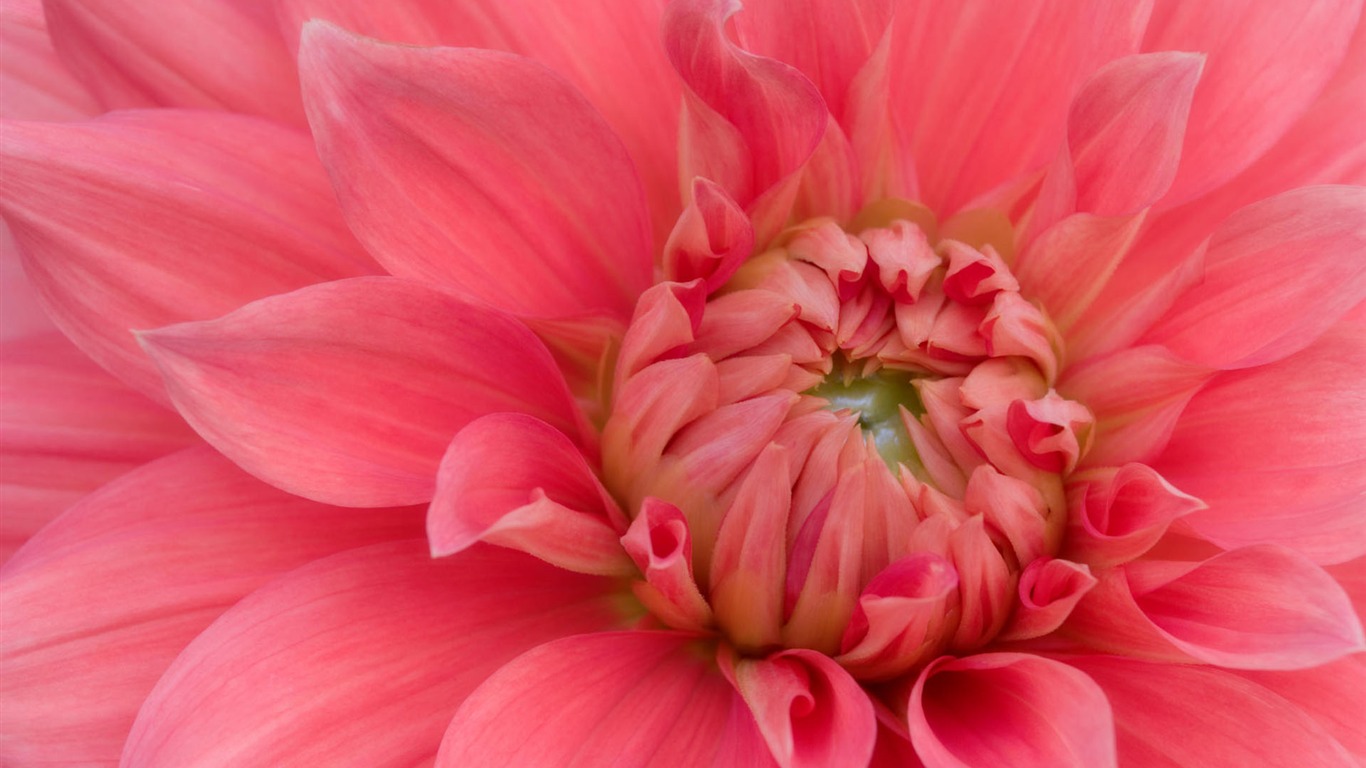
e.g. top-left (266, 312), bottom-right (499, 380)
top-left (605, 202), bottom-right (1093, 677)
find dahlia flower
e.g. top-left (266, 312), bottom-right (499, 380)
top-left (2, 0), bottom-right (1364, 764)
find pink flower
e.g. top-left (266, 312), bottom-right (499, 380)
top-left (2, 0), bottom-right (1364, 765)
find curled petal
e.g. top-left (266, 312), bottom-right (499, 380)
top-left (908, 653), bottom-right (1117, 768)
top-left (1006, 392), bottom-right (1095, 474)
top-left (428, 414), bottom-right (631, 576)
top-left (1063, 463), bottom-right (1205, 567)
top-left (997, 558), bottom-right (1097, 642)
top-left (836, 553), bottom-right (959, 680)
top-left (621, 498), bottom-right (714, 632)
top-left (664, 177), bottom-right (756, 292)
top-left (731, 649), bottom-right (877, 768)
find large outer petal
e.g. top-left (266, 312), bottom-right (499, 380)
top-left (907, 653), bottom-right (1116, 768)
top-left (43, 0), bottom-right (304, 123)
top-left (1070, 656), bottom-right (1357, 767)
top-left (122, 541), bottom-right (621, 767)
top-left (298, 22), bottom-right (652, 320)
top-left (277, 0), bottom-right (680, 243)
top-left (0, 109), bottom-right (377, 401)
top-left (140, 277), bottom-right (584, 508)
top-left (1156, 323), bottom-right (1366, 564)
top-left (888, 0), bottom-right (1150, 214)
top-left (0, 0), bottom-right (98, 121)
top-left (0, 334), bottom-right (196, 563)
top-left (438, 632), bottom-right (776, 767)
top-left (1143, 185), bottom-right (1366, 369)
top-left (1142, 0), bottom-right (1362, 205)
top-left (0, 449), bottom-right (423, 766)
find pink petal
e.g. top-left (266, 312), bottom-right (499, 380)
top-left (711, 443), bottom-right (792, 650)
top-left (1016, 213), bottom-right (1146, 333)
top-left (278, 0), bottom-right (681, 243)
top-left (0, 333), bottom-right (196, 563)
top-left (1071, 656), bottom-right (1357, 767)
top-left (1070, 546), bottom-right (1365, 669)
top-left (0, 0), bottom-right (98, 121)
top-left (1236, 655), bottom-right (1366, 764)
top-left (438, 631), bottom-right (776, 767)
top-left (1143, 0), bottom-right (1362, 205)
top-left (836, 553), bottom-right (959, 680)
top-left (0, 222), bottom-right (53, 340)
top-left (998, 558), bottom-right (1098, 642)
top-left (0, 448), bottom-right (422, 766)
top-left (298, 22), bottom-right (651, 320)
top-left (621, 498), bottom-right (714, 632)
top-left (731, 649), bottom-right (877, 768)
top-left (428, 413), bottom-right (632, 576)
top-left (1063, 463), bottom-right (1205, 568)
top-left (1144, 186), bottom-right (1366, 368)
top-left (140, 277), bottom-right (583, 507)
top-left (1155, 323), bottom-right (1366, 563)
top-left (44, 0), bottom-right (303, 123)
top-left (908, 653), bottom-right (1117, 768)
top-left (664, 177), bottom-right (755, 292)
top-left (1059, 344), bottom-right (1212, 468)
top-left (663, 0), bottom-right (827, 244)
top-left (0, 109), bottom-right (376, 401)
top-left (123, 541), bottom-right (620, 767)
top-left (889, 1), bottom-right (1150, 213)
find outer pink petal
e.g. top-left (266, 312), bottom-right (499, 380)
top-left (664, 0), bottom-right (828, 244)
top-left (889, 1), bottom-right (1150, 213)
top-left (1070, 656), bottom-right (1357, 767)
top-left (1069, 546), bottom-right (1365, 669)
top-left (1143, 0), bottom-right (1362, 205)
top-left (277, 0), bottom-right (681, 243)
top-left (1236, 655), bottom-right (1366, 764)
top-left (427, 413), bottom-right (632, 576)
top-left (0, 448), bottom-right (423, 766)
top-left (1156, 323), bottom-right (1366, 563)
top-left (298, 22), bottom-right (651, 320)
top-left (140, 277), bottom-right (584, 508)
top-left (908, 653), bottom-right (1116, 768)
top-left (0, 334), bottom-right (196, 563)
top-left (438, 632), bottom-right (777, 767)
top-left (1144, 186), bottom-right (1366, 368)
top-left (0, 110), bottom-right (376, 402)
top-left (122, 541), bottom-right (621, 767)
top-left (731, 649), bottom-right (877, 768)
top-left (43, 0), bottom-right (304, 123)
top-left (0, 0), bottom-right (98, 121)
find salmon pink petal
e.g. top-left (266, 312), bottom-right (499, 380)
top-left (44, 0), bottom-right (303, 123)
top-left (428, 413), bottom-right (632, 576)
top-left (1063, 464), bottom-right (1205, 568)
top-left (889, 2), bottom-right (1149, 213)
top-left (1016, 213), bottom-right (1146, 334)
top-left (122, 541), bottom-right (620, 767)
top-left (298, 22), bottom-right (652, 320)
top-left (1237, 655), bottom-right (1366, 764)
top-left (732, 649), bottom-right (877, 768)
top-left (1071, 546), bottom-right (1364, 669)
top-left (1143, 0), bottom-right (1361, 205)
top-left (908, 653), bottom-right (1116, 768)
top-left (836, 553), bottom-right (959, 680)
top-left (664, 178), bottom-right (755, 292)
top-left (0, 0), bottom-right (98, 121)
top-left (140, 278), bottom-right (583, 508)
top-left (0, 110), bottom-right (376, 401)
top-left (664, 0), bottom-right (828, 244)
top-left (1144, 186), bottom-right (1366, 369)
top-left (621, 498), bottom-right (714, 632)
top-left (711, 443), bottom-right (792, 649)
top-left (438, 632), bottom-right (776, 767)
top-left (0, 334), bottom-right (196, 562)
top-left (1156, 324), bottom-right (1366, 563)
top-left (0, 449), bottom-right (422, 765)
top-left (998, 558), bottom-right (1097, 642)
top-left (278, 0), bottom-right (681, 242)
top-left (1071, 656), bottom-right (1357, 767)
